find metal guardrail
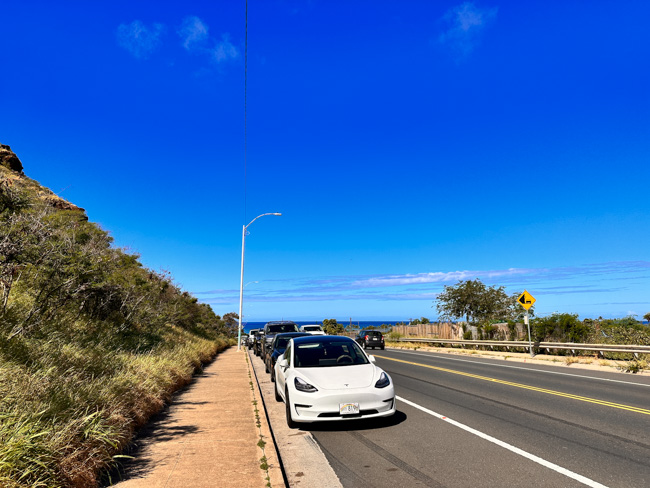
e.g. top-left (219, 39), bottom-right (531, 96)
top-left (395, 338), bottom-right (650, 358)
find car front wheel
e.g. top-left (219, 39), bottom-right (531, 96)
top-left (285, 388), bottom-right (298, 429)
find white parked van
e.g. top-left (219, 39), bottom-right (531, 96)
top-left (299, 324), bottom-right (325, 335)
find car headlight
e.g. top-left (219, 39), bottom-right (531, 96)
top-left (375, 372), bottom-right (390, 388)
top-left (294, 377), bottom-right (318, 393)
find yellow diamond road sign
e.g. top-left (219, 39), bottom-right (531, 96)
top-left (518, 290), bottom-right (536, 310)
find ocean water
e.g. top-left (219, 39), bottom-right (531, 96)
top-left (242, 320), bottom-right (405, 334)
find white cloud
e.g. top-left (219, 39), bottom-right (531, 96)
top-left (192, 261), bottom-right (650, 311)
top-left (116, 20), bottom-right (165, 59)
top-left (439, 2), bottom-right (498, 59)
top-left (176, 17), bottom-right (238, 64)
top-left (178, 16), bottom-right (209, 51)
top-left (352, 268), bottom-right (528, 288)
top-left (212, 34), bottom-right (239, 62)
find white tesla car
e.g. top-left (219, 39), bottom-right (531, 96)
top-left (274, 335), bottom-right (396, 428)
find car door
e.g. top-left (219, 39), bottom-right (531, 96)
top-left (276, 342), bottom-right (291, 394)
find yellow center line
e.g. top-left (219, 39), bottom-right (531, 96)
top-left (374, 355), bottom-right (650, 416)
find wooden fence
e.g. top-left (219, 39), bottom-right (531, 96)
top-left (391, 322), bottom-right (527, 340)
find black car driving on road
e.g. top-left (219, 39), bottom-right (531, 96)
top-left (261, 321), bottom-right (300, 361)
top-left (264, 332), bottom-right (311, 381)
top-left (355, 329), bottom-right (385, 350)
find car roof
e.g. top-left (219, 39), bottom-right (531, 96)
top-left (291, 335), bottom-right (355, 345)
top-left (265, 320), bottom-right (297, 325)
top-left (274, 332), bottom-right (311, 339)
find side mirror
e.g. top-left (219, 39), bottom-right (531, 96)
top-left (278, 358), bottom-right (288, 370)
top-left (368, 355), bottom-right (376, 363)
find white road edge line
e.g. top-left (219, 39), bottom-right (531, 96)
top-left (389, 348), bottom-right (650, 388)
top-left (396, 395), bottom-right (610, 488)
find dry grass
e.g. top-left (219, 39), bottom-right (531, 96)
top-left (0, 327), bottom-right (234, 487)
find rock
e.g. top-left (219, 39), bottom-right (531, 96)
top-left (0, 144), bottom-right (24, 173)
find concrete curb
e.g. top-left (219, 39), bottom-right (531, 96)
top-left (248, 351), bottom-right (344, 488)
top-left (245, 350), bottom-right (287, 488)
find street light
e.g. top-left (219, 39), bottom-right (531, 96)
top-left (237, 213), bottom-right (281, 351)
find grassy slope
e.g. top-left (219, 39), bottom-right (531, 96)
top-left (0, 163), bottom-right (235, 487)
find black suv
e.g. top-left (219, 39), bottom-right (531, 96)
top-left (262, 321), bottom-right (300, 361)
top-left (265, 332), bottom-right (311, 380)
top-left (355, 329), bottom-right (385, 350)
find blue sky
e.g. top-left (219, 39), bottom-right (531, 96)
top-left (2, 1), bottom-right (649, 323)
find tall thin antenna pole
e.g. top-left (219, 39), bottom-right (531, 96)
top-left (244, 0), bottom-right (248, 224)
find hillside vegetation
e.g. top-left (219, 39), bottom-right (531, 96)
top-left (0, 146), bottom-right (235, 487)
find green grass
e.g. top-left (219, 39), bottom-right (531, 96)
top-left (0, 328), bottom-right (233, 487)
top-left (0, 156), bottom-right (239, 487)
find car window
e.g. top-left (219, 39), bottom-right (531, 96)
top-left (294, 341), bottom-right (369, 368)
top-left (285, 344), bottom-right (292, 366)
top-left (268, 324), bottom-right (299, 333)
top-left (363, 331), bottom-right (382, 337)
top-left (304, 326), bottom-right (321, 331)
top-left (276, 337), bottom-right (291, 349)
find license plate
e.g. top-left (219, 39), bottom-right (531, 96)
top-left (340, 403), bottom-right (360, 415)
top-left (372, 337), bottom-right (378, 341)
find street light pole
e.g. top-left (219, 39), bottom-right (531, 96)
top-left (237, 212), bottom-right (281, 351)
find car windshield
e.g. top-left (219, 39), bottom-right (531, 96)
top-left (268, 324), bottom-right (299, 333)
top-left (363, 331), bottom-right (382, 337)
top-left (303, 326), bottom-right (321, 331)
top-left (275, 337), bottom-right (292, 349)
top-left (294, 340), bottom-right (369, 368)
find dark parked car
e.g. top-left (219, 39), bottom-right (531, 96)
top-left (355, 329), bottom-right (385, 350)
top-left (265, 332), bottom-right (311, 381)
top-left (262, 321), bottom-right (300, 361)
top-left (254, 330), bottom-right (265, 356)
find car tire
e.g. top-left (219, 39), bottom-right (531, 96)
top-left (285, 388), bottom-right (298, 429)
top-left (265, 359), bottom-right (269, 374)
top-left (274, 381), bottom-right (282, 402)
top-left (270, 367), bottom-right (275, 383)
top-left (380, 346), bottom-right (385, 350)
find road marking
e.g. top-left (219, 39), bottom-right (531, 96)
top-left (376, 355), bottom-right (650, 416)
top-left (389, 348), bottom-right (650, 388)
top-left (397, 395), bottom-right (609, 488)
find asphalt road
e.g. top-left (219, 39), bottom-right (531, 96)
top-left (306, 349), bottom-right (650, 488)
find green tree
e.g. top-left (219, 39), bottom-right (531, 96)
top-left (322, 318), bottom-right (344, 335)
top-left (531, 313), bottom-right (589, 343)
top-left (222, 312), bottom-right (239, 336)
top-left (644, 312), bottom-right (650, 323)
top-left (435, 279), bottom-right (514, 326)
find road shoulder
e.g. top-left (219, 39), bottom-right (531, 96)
top-left (248, 349), bottom-right (343, 488)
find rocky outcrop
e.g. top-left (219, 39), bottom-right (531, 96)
top-left (0, 143), bottom-right (87, 218)
top-left (0, 144), bottom-right (24, 173)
